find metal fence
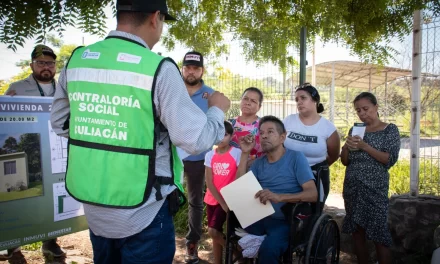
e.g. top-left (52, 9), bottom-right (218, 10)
top-left (417, 12), bottom-right (440, 195)
top-left (203, 32), bottom-right (300, 120)
top-left (202, 18), bottom-right (440, 196)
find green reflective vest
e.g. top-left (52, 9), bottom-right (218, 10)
top-left (65, 37), bottom-right (184, 208)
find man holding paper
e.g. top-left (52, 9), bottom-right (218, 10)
top-left (236, 115), bottom-right (317, 263)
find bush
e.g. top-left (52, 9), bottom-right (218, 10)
top-left (329, 160), bottom-right (346, 194)
top-left (15, 181), bottom-right (27, 191)
top-left (34, 172), bottom-right (42, 181)
top-left (29, 174), bottom-right (35, 182)
top-left (22, 241), bottom-right (42, 251)
top-left (330, 159), bottom-right (440, 197)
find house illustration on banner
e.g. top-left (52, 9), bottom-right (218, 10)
top-left (0, 152), bottom-right (28, 192)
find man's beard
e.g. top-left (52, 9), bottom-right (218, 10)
top-left (261, 142), bottom-right (278, 153)
top-left (261, 145), bottom-right (274, 153)
top-left (183, 75), bottom-right (201, 86)
top-left (34, 71), bottom-right (55, 82)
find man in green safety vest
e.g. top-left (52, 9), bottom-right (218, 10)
top-left (50, 0), bottom-right (230, 263)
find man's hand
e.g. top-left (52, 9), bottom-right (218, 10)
top-left (239, 134), bottom-right (256, 154)
top-left (6, 90), bottom-right (16, 96)
top-left (255, 189), bottom-right (282, 205)
top-left (208, 91), bottom-right (231, 113)
top-left (220, 202), bottom-right (229, 213)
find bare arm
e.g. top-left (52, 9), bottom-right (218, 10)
top-left (235, 134), bottom-right (255, 179)
top-left (340, 131), bottom-right (354, 166)
top-left (326, 131), bottom-right (340, 165)
top-left (348, 125), bottom-right (400, 167)
top-left (340, 144), bottom-right (350, 166)
top-left (236, 152), bottom-right (250, 179)
top-left (359, 141), bottom-right (390, 165)
top-left (255, 180), bottom-right (318, 204)
top-left (279, 180), bottom-right (318, 203)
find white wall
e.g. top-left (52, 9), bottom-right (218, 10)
top-left (0, 157), bottom-right (28, 192)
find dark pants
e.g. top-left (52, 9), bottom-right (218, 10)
top-left (311, 161), bottom-right (330, 210)
top-left (245, 217), bottom-right (290, 264)
top-left (183, 160), bottom-right (205, 245)
top-left (89, 201), bottom-right (175, 264)
top-left (42, 239), bottom-right (57, 244)
top-left (319, 168), bottom-right (330, 203)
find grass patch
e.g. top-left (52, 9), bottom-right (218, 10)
top-left (0, 181), bottom-right (43, 202)
top-left (21, 241), bottom-right (42, 251)
top-left (330, 159), bottom-right (440, 196)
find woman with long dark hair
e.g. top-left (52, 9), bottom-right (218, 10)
top-left (283, 83), bottom-right (340, 204)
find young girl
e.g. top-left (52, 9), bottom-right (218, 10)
top-left (204, 121), bottom-right (242, 264)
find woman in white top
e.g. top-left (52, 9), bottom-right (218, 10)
top-left (283, 83), bottom-right (340, 205)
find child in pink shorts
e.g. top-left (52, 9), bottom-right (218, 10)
top-left (204, 121), bottom-right (242, 264)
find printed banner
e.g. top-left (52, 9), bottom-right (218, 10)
top-left (0, 96), bottom-right (87, 250)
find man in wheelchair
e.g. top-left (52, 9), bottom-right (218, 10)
top-left (236, 115), bottom-right (318, 263)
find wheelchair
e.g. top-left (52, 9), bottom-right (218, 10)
top-left (224, 165), bottom-right (340, 264)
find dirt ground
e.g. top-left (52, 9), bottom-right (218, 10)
top-left (2, 194), bottom-right (357, 264)
top-left (2, 230), bottom-right (357, 264)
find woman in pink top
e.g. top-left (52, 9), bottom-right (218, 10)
top-left (229, 87), bottom-right (264, 162)
top-left (204, 121), bottom-right (242, 264)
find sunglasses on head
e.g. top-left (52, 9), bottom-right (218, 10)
top-left (295, 83), bottom-right (313, 90)
top-left (295, 83), bottom-right (318, 97)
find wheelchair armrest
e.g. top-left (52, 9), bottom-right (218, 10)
top-left (281, 202), bottom-right (313, 222)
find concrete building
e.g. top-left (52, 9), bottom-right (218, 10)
top-left (0, 152), bottom-right (28, 192)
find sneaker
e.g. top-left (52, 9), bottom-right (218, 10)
top-left (41, 240), bottom-right (66, 257)
top-left (0, 247), bottom-right (20, 261)
top-left (184, 243), bottom-right (199, 264)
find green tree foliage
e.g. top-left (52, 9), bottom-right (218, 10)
top-left (0, 68), bottom-right (32, 95)
top-left (2, 136), bottom-right (18, 153)
top-left (0, 0), bottom-right (113, 51)
top-left (0, 35), bottom-right (78, 95)
top-left (2, 1), bottom-right (439, 66)
top-left (17, 134), bottom-right (42, 174)
top-left (57, 44), bottom-right (79, 71)
top-left (0, 134), bottom-right (42, 175)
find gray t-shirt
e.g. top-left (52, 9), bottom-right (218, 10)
top-left (6, 74), bottom-right (55, 96)
top-left (40, 83), bottom-right (55, 96)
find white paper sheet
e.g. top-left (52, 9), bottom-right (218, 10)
top-left (351, 123), bottom-right (366, 139)
top-left (52, 182), bottom-right (84, 222)
top-left (220, 171), bottom-right (275, 228)
top-left (48, 121), bottom-right (68, 174)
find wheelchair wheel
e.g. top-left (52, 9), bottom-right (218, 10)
top-left (304, 214), bottom-right (340, 264)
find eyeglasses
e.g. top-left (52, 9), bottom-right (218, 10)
top-left (33, 60), bottom-right (56, 68)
